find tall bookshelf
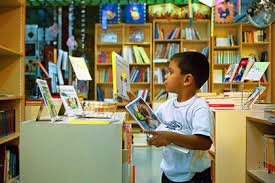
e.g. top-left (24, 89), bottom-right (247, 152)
top-left (94, 23), bottom-right (152, 104)
top-left (211, 23), bottom-right (272, 102)
top-left (0, 0), bottom-right (25, 182)
top-left (152, 19), bottom-right (211, 102)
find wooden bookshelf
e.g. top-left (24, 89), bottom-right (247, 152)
top-left (94, 23), bottom-right (152, 103)
top-left (152, 19), bottom-right (211, 101)
top-left (0, 0), bottom-right (25, 182)
top-left (211, 23), bottom-right (272, 103)
top-left (246, 116), bottom-right (275, 183)
top-left (0, 0), bottom-right (25, 139)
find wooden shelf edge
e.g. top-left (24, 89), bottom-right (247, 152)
top-left (247, 116), bottom-right (275, 126)
top-left (0, 96), bottom-right (23, 101)
top-left (0, 133), bottom-right (19, 145)
top-left (247, 170), bottom-right (275, 183)
top-left (0, 45), bottom-right (22, 56)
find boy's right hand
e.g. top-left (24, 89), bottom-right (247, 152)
top-left (126, 91), bottom-right (136, 102)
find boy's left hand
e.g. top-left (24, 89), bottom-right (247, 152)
top-left (144, 130), bottom-right (171, 147)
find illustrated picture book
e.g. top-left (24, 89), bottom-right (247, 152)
top-left (36, 79), bottom-right (60, 122)
top-left (59, 85), bottom-right (83, 116)
top-left (244, 62), bottom-right (270, 81)
top-left (242, 86), bottom-right (266, 109)
top-left (69, 56), bottom-right (92, 81)
top-left (112, 51), bottom-right (130, 101)
top-left (59, 85), bottom-right (113, 119)
top-left (125, 96), bottom-right (189, 153)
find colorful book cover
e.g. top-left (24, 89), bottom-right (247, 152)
top-left (214, 2), bottom-right (234, 23)
top-left (36, 79), bottom-right (59, 122)
top-left (125, 96), bottom-right (189, 153)
top-left (224, 64), bottom-right (238, 82)
top-left (244, 62), bottom-right (270, 81)
top-left (242, 86), bottom-right (266, 109)
top-left (233, 58), bottom-right (249, 82)
top-left (125, 3), bottom-right (146, 23)
top-left (112, 51), bottom-right (130, 101)
top-left (59, 85), bottom-right (83, 116)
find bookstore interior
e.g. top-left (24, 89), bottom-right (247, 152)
top-left (0, 0), bottom-right (275, 182)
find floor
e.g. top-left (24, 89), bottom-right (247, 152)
top-left (132, 146), bottom-right (163, 183)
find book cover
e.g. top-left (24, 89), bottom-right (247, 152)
top-left (232, 58), bottom-right (249, 82)
top-left (36, 79), bottom-right (59, 122)
top-left (125, 97), bottom-right (189, 153)
top-left (244, 62), bottom-right (270, 81)
top-left (59, 85), bottom-right (83, 116)
top-left (112, 51), bottom-right (130, 101)
top-left (242, 86), bottom-right (266, 109)
top-left (240, 56), bottom-right (256, 82)
top-left (224, 64), bottom-right (238, 82)
top-left (69, 56), bottom-right (92, 81)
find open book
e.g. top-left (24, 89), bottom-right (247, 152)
top-left (112, 52), bottom-right (130, 100)
top-left (36, 79), bottom-right (60, 122)
top-left (59, 85), bottom-right (113, 119)
top-left (125, 96), bottom-right (189, 153)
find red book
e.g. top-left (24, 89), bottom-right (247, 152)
top-left (98, 53), bottom-right (102, 63)
top-left (138, 69), bottom-right (144, 82)
top-left (208, 104), bottom-right (235, 107)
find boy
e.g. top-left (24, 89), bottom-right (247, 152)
top-left (127, 52), bottom-right (214, 183)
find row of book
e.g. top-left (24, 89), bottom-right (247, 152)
top-left (263, 135), bottom-right (275, 174)
top-left (215, 55), bottom-right (270, 83)
top-left (97, 68), bottom-right (113, 83)
top-left (155, 26), bottom-right (180, 40)
top-left (154, 43), bottom-right (180, 62)
top-left (97, 51), bottom-right (113, 64)
top-left (135, 89), bottom-right (150, 102)
top-left (215, 34), bottom-right (236, 46)
top-left (0, 145), bottom-right (19, 183)
top-left (214, 50), bottom-right (240, 64)
top-left (154, 67), bottom-right (168, 83)
top-left (0, 110), bottom-right (16, 138)
top-left (182, 28), bottom-right (201, 40)
top-left (242, 30), bottom-right (267, 43)
top-left (130, 67), bottom-right (150, 83)
top-left (123, 46), bottom-right (150, 64)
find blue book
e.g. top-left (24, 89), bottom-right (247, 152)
top-left (97, 86), bottom-right (104, 101)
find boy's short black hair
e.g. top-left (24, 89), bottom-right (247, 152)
top-left (170, 52), bottom-right (209, 89)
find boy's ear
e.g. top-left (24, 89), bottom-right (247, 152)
top-left (183, 74), bottom-right (194, 86)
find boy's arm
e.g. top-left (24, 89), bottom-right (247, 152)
top-left (145, 131), bottom-right (212, 150)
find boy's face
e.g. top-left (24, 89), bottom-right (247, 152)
top-left (164, 60), bottom-right (186, 93)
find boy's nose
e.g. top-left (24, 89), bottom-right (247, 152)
top-left (164, 74), bottom-right (168, 79)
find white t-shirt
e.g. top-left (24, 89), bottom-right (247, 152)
top-left (156, 94), bottom-right (214, 182)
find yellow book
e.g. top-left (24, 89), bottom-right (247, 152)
top-left (137, 47), bottom-right (150, 64)
top-left (68, 120), bottom-right (110, 124)
top-left (132, 46), bottom-right (143, 64)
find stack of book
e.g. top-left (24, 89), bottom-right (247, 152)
top-left (264, 106), bottom-right (275, 123)
top-left (133, 133), bottom-right (148, 146)
top-left (251, 104), bottom-right (275, 119)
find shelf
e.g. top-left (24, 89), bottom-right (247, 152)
top-left (154, 83), bottom-right (165, 86)
top-left (242, 42), bottom-right (270, 46)
top-left (0, 96), bottom-right (23, 101)
top-left (214, 63), bottom-right (234, 66)
top-left (117, 102), bottom-right (128, 107)
top-left (213, 82), bottom-right (270, 85)
top-left (129, 63), bottom-right (151, 66)
top-left (247, 170), bottom-right (275, 183)
top-left (124, 120), bottom-right (138, 124)
top-left (247, 116), bottom-right (275, 126)
top-left (0, 0), bottom-right (22, 7)
top-left (130, 83), bottom-right (150, 85)
top-left (124, 42), bottom-right (151, 45)
top-left (214, 46), bottom-right (240, 50)
top-left (154, 39), bottom-right (181, 42)
top-left (182, 39), bottom-right (210, 43)
top-left (96, 42), bottom-right (122, 46)
top-left (96, 82), bottom-right (112, 85)
top-left (0, 44), bottom-right (22, 56)
top-left (0, 133), bottom-right (19, 145)
top-left (96, 63), bottom-right (112, 66)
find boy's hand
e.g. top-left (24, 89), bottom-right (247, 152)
top-left (144, 130), bottom-right (171, 147)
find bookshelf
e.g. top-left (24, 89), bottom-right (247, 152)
top-left (246, 116), bottom-right (275, 183)
top-left (211, 23), bottom-right (272, 103)
top-left (152, 19), bottom-right (211, 101)
top-left (0, 0), bottom-right (25, 182)
top-left (94, 23), bottom-right (152, 104)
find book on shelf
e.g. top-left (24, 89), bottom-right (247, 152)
top-left (240, 56), bottom-right (255, 82)
top-left (132, 46), bottom-right (143, 64)
top-left (0, 110), bottom-right (15, 138)
top-left (125, 96), bottom-right (189, 153)
top-left (155, 26), bottom-right (180, 40)
top-left (244, 62), bottom-right (270, 81)
top-left (263, 135), bottom-right (275, 174)
top-left (182, 28), bottom-right (201, 40)
top-left (215, 35), bottom-right (235, 46)
top-left (130, 67), bottom-right (150, 83)
top-left (232, 58), bottom-right (249, 82)
top-left (98, 68), bottom-right (112, 83)
top-left (154, 89), bottom-right (168, 100)
top-left (242, 86), bottom-right (266, 109)
top-left (213, 69), bottom-right (225, 83)
top-left (154, 43), bottom-right (180, 62)
top-left (242, 30), bottom-right (266, 43)
top-left (214, 50), bottom-right (239, 64)
top-left (112, 51), bottom-right (130, 101)
top-left (3, 145), bottom-right (19, 183)
top-left (224, 64), bottom-right (238, 82)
